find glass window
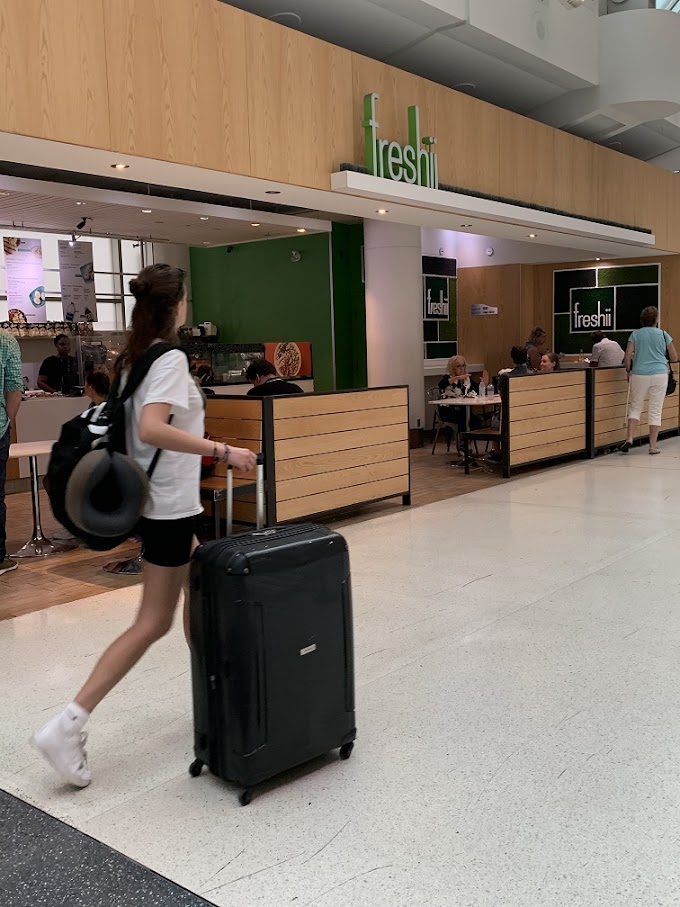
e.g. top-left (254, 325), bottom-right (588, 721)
top-left (0, 231), bottom-right (151, 331)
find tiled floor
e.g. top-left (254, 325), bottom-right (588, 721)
top-left (1, 445), bottom-right (504, 618)
top-left (3, 441), bottom-right (680, 906)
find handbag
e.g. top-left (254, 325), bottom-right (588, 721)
top-left (666, 363), bottom-right (676, 396)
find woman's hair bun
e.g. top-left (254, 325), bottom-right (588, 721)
top-left (129, 275), bottom-right (149, 298)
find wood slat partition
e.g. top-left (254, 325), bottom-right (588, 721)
top-left (270, 388), bottom-right (410, 523)
top-left (594, 366), bottom-right (680, 450)
top-left (507, 372), bottom-right (587, 470)
top-left (203, 397), bottom-right (264, 526)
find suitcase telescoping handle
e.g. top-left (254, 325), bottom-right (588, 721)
top-left (226, 453), bottom-right (265, 537)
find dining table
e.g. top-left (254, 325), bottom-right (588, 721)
top-left (428, 394), bottom-right (502, 433)
top-left (8, 440), bottom-right (75, 558)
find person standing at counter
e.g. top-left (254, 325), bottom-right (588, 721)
top-left (525, 327), bottom-right (547, 372)
top-left (620, 306), bottom-right (678, 455)
top-left (38, 334), bottom-right (79, 394)
top-left (589, 331), bottom-right (624, 368)
top-left (0, 327), bottom-right (22, 576)
top-left (32, 264), bottom-right (257, 788)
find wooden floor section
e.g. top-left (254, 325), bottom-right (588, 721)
top-left (0, 446), bottom-right (506, 620)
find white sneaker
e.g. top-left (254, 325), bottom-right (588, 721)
top-left (32, 709), bottom-right (92, 788)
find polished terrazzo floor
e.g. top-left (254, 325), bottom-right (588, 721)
top-left (3, 441), bottom-right (680, 906)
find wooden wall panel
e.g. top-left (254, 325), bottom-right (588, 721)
top-left (508, 373), bottom-right (586, 468)
top-left (498, 112), bottom-right (555, 209)
top-left (457, 265), bottom-right (523, 376)
top-left (104, 0), bottom-right (251, 172)
top-left (0, 0), bottom-right (677, 248)
top-left (271, 387), bottom-right (409, 521)
top-left (0, 0), bottom-right (110, 148)
top-left (433, 86), bottom-right (501, 197)
top-left (275, 440), bottom-right (409, 481)
top-left (273, 388), bottom-right (407, 418)
top-left (594, 147), bottom-right (640, 231)
top-left (552, 132), bottom-right (598, 221)
top-left (277, 477), bottom-right (409, 523)
top-left (248, 14), bottom-right (355, 187)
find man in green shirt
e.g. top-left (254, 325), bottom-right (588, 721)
top-left (0, 328), bottom-right (23, 576)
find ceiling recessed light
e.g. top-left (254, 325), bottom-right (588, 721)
top-left (200, 216), bottom-right (210, 221)
top-left (376, 209), bottom-right (389, 215)
top-left (460, 223), bottom-right (472, 228)
top-left (251, 223), bottom-right (261, 227)
top-left (595, 257), bottom-right (601, 261)
top-left (528, 233), bottom-right (537, 238)
top-left (0, 191), bottom-right (10, 198)
top-left (75, 201), bottom-right (85, 206)
top-left (675, 170), bottom-right (680, 174)
top-left (142, 209), bottom-right (152, 214)
top-left (203, 241), bottom-right (210, 245)
top-left (266, 190), bottom-right (281, 195)
top-left (297, 228), bottom-right (307, 233)
top-left (111, 163), bottom-right (129, 170)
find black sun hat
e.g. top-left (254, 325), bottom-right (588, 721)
top-left (65, 449), bottom-right (149, 539)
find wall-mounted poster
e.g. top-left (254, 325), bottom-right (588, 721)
top-left (263, 342), bottom-right (313, 379)
top-left (58, 240), bottom-right (97, 323)
top-left (3, 237), bottom-right (45, 323)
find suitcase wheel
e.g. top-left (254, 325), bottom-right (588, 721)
top-left (189, 758), bottom-right (205, 778)
top-left (339, 743), bottom-right (354, 761)
top-left (239, 789), bottom-right (254, 807)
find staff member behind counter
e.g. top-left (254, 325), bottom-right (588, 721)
top-left (38, 334), bottom-right (79, 394)
top-left (246, 359), bottom-right (304, 397)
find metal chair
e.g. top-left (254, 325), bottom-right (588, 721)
top-left (429, 387), bottom-right (459, 455)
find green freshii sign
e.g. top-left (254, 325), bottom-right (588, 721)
top-left (363, 93), bottom-right (439, 190)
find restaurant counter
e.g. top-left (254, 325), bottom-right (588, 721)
top-left (203, 387), bottom-right (411, 526)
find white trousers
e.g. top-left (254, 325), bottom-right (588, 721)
top-left (628, 373), bottom-right (668, 426)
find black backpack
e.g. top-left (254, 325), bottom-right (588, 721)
top-left (46, 343), bottom-right (179, 551)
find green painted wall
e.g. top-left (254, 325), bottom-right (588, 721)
top-left (331, 223), bottom-right (367, 389)
top-left (190, 233), bottom-right (335, 391)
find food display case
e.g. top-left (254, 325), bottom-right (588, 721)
top-left (182, 342), bottom-right (265, 387)
top-left (182, 341), bottom-right (315, 396)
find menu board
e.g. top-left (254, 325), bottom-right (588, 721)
top-left (58, 240), bottom-right (98, 323)
top-left (263, 342), bottom-right (313, 379)
top-left (3, 237), bottom-right (45, 323)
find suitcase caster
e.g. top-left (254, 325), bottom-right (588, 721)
top-left (239, 789), bottom-right (254, 807)
top-left (189, 758), bottom-right (205, 778)
top-left (339, 742), bottom-right (354, 760)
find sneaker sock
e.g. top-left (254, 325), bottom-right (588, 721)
top-left (62, 702), bottom-right (90, 732)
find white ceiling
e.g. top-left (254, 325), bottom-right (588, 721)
top-left (0, 178), bottom-right (332, 248)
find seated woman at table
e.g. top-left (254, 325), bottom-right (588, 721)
top-left (437, 355), bottom-right (484, 435)
top-left (438, 355), bottom-right (482, 398)
top-left (539, 353), bottom-right (561, 373)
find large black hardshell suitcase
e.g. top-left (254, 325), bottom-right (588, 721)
top-left (188, 521), bottom-right (356, 805)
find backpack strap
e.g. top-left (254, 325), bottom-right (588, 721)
top-left (116, 343), bottom-right (183, 405)
top-left (108, 343), bottom-right (188, 475)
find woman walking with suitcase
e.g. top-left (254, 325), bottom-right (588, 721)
top-left (33, 264), bottom-right (256, 787)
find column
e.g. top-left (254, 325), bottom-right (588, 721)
top-left (363, 220), bottom-right (424, 429)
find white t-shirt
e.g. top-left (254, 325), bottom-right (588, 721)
top-left (591, 337), bottom-right (624, 367)
top-left (124, 349), bottom-right (205, 520)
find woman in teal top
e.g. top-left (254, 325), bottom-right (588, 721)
top-left (621, 306), bottom-right (677, 454)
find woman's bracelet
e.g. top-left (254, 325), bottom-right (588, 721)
top-left (213, 442), bottom-right (230, 464)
